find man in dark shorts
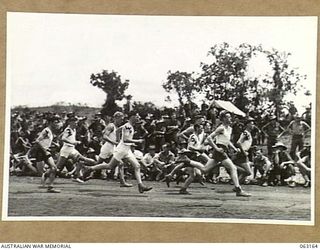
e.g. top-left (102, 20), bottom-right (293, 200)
top-left (177, 111), bottom-right (251, 197)
top-left (29, 115), bottom-right (61, 193)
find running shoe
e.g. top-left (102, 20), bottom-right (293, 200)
top-left (72, 177), bottom-right (84, 183)
top-left (138, 184), bottom-right (153, 193)
top-left (288, 181), bottom-right (296, 188)
top-left (40, 172), bottom-right (47, 186)
top-left (164, 174), bottom-right (172, 187)
top-left (47, 186), bottom-right (61, 193)
top-left (120, 182), bottom-right (133, 187)
top-left (236, 190), bottom-right (251, 197)
top-left (179, 188), bottom-right (191, 195)
top-left (303, 181), bottom-right (311, 188)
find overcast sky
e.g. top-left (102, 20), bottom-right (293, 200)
top-left (7, 13), bottom-right (317, 113)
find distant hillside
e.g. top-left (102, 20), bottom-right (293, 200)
top-left (11, 105), bottom-right (101, 119)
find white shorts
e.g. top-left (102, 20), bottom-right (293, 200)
top-left (113, 148), bottom-right (136, 162)
top-left (99, 142), bottom-right (115, 160)
top-left (60, 145), bottom-right (80, 161)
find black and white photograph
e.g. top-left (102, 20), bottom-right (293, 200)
top-left (3, 13), bottom-right (317, 224)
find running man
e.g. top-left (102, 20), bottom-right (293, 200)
top-left (83, 112), bottom-right (152, 193)
top-left (97, 111), bottom-right (132, 187)
top-left (29, 115), bottom-right (61, 193)
top-left (233, 119), bottom-right (254, 184)
top-left (165, 124), bottom-right (206, 194)
top-left (56, 116), bottom-right (97, 181)
top-left (177, 111), bottom-right (251, 197)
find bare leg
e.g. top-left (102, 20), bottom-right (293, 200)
top-left (181, 167), bottom-right (195, 191)
top-left (127, 157), bottom-right (152, 193)
top-left (237, 162), bottom-right (252, 184)
top-left (78, 155), bottom-right (97, 166)
top-left (221, 158), bottom-right (240, 187)
top-left (192, 158), bottom-right (217, 174)
top-left (118, 163), bottom-right (132, 187)
top-left (56, 156), bottom-right (68, 172)
top-left (46, 157), bottom-right (58, 191)
top-left (23, 157), bottom-right (38, 174)
top-left (167, 163), bottom-right (185, 176)
top-left (36, 161), bottom-right (45, 175)
top-left (128, 157), bottom-right (143, 185)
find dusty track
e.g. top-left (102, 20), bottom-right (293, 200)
top-left (7, 176), bottom-right (311, 222)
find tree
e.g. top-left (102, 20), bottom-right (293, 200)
top-left (259, 49), bottom-right (306, 118)
top-left (131, 101), bottom-right (160, 118)
top-left (196, 43), bottom-right (305, 116)
top-left (196, 43), bottom-right (261, 111)
top-left (90, 70), bottom-right (129, 116)
top-left (162, 71), bottom-right (198, 107)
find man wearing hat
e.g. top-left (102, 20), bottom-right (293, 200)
top-left (261, 115), bottom-right (285, 157)
top-left (270, 141), bottom-right (296, 187)
top-left (88, 112), bottom-right (106, 141)
top-left (75, 116), bottom-right (89, 155)
top-left (279, 115), bottom-right (311, 159)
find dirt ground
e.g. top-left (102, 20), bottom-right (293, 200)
top-left (7, 175), bottom-right (311, 221)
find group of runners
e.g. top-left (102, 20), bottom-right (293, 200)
top-left (10, 105), bottom-right (312, 196)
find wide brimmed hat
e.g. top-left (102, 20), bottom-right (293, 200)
top-left (113, 111), bottom-right (124, 118)
top-left (304, 141), bottom-right (311, 147)
top-left (272, 142), bottom-right (287, 150)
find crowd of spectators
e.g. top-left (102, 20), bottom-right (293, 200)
top-left (9, 102), bottom-right (312, 188)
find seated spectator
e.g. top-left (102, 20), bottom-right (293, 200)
top-left (252, 149), bottom-right (272, 187)
top-left (296, 141), bottom-right (311, 188)
top-left (153, 143), bottom-right (175, 181)
top-left (141, 145), bottom-right (157, 180)
top-left (269, 142), bottom-right (296, 187)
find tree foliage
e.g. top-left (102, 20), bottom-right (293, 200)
top-left (90, 70), bottom-right (129, 116)
top-left (163, 43), bottom-right (306, 117)
top-left (131, 101), bottom-right (160, 118)
top-left (162, 71), bottom-right (198, 107)
top-left (261, 49), bottom-right (306, 117)
top-left (197, 43), bottom-right (261, 111)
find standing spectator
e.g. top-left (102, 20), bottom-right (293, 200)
top-left (279, 115), bottom-right (311, 159)
top-left (231, 117), bottom-right (244, 144)
top-left (88, 112), bottom-right (106, 141)
top-left (261, 116), bottom-right (285, 157)
top-left (76, 117), bottom-right (89, 155)
top-left (301, 106), bottom-right (312, 125)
